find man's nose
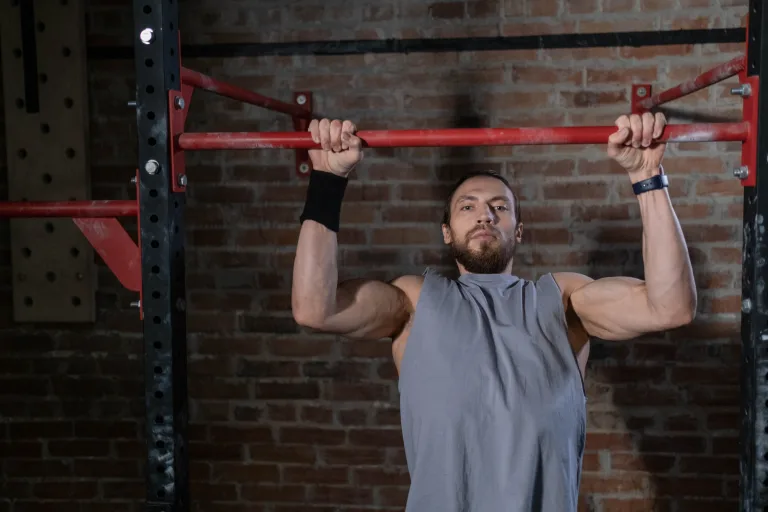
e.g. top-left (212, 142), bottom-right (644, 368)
top-left (476, 206), bottom-right (494, 223)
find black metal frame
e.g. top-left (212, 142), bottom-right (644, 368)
top-left (742, 2), bottom-right (768, 510)
top-left (132, 1), bottom-right (189, 511)
top-left (91, 27), bottom-right (745, 59)
top-left (127, 1), bottom-right (762, 511)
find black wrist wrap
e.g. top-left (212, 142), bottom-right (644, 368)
top-left (299, 170), bottom-right (348, 232)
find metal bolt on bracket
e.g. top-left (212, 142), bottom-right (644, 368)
top-left (174, 96), bottom-right (185, 110)
top-left (145, 160), bottom-right (160, 175)
top-left (299, 163), bottom-right (310, 174)
top-left (296, 94), bottom-right (307, 105)
top-left (731, 84), bottom-right (752, 97)
top-left (178, 174), bottom-right (188, 187)
top-left (734, 166), bottom-right (749, 180)
top-left (636, 87), bottom-right (648, 98)
top-left (140, 28), bottom-right (154, 45)
top-left (743, 298), bottom-right (753, 314)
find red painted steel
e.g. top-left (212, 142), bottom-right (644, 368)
top-left (0, 200), bottom-right (138, 218)
top-left (73, 218), bottom-right (141, 292)
top-left (637, 55), bottom-right (746, 110)
top-left (169, 85), bottom-right (194, 193)
top-left (739, 75), bottom-right (759, 187)
top-left (181, 67), bottom-right (312, 119)
top-left (176, 122), bottom-right (750, 150)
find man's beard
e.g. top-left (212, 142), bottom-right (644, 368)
top-left (449, 228), bottom-right (517, 274)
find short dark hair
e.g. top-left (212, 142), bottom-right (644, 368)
top-left (442, 170), bottom-right (521, 226)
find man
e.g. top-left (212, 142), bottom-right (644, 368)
top-left (291, 114), bottom-right (696, 511)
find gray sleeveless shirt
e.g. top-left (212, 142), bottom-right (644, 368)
top-left (398, 269), bottom-right (587, 512)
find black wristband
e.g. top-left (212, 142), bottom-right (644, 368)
top-left (632, 174), bottom-right (669, 195)
top-left (299, 170), bottom-right (348, 232)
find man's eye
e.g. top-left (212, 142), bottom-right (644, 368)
top-left (461, 205), bottom-right (472, 210)
top-left (494, 205), bottom-right (509, 211)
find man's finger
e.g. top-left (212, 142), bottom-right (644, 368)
top-left (308, 119), bottom-right (320, 144)
top-left (653, 112), bottom-right (666, 139)
top-left (318, 118), bottom-right (331, 150)
top-left (342, 119), bottom-right (357, 134)
top-left (330, 119), bottom-right (343, 152)
top-left (642, 112), bottom-right (654, 147)
top-left (348, 134), bottom-right (363, 150)
top-left (608, 127), bottom-right (630, 146)
top-left (629, 114), bottom-right (643, 147)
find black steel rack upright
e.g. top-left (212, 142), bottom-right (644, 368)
top-left (131, 1), bottom-right (189, 511)
top-left (742, 0), bottom-right (768, 510)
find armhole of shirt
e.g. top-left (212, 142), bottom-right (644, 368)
top-left (398, 268), bottom-right (443, 389)
top-left (539, 273), bottom-right (587, 400)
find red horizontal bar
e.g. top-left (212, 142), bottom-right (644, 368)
top-left (181, 67), bottom-right (312, 119)
top-left (638, 55), bottom-right (746, 110)
top-left (0, 200), bottom-right (137, 218)
top-left (177, 122), bottom-right (749, 150)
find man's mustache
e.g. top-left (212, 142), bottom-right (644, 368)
top-left (468, 226), bottom-right (500, 239)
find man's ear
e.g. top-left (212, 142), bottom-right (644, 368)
top-left (515, 223), bottom-right (524, 243)
top-left (442, 224), bottom-right (452, 245)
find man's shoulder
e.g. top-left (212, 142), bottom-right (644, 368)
top-left (389, 274), bottom-right (426, 312)
top-left (550, 272), bottom-right (594, 299)
top-left (390, 274), bottom-right (425, 295)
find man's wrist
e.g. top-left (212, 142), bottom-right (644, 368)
top-left (299, 169), bottom-right (348, 232)
top-left (628, 165), bottom-right (663, 184)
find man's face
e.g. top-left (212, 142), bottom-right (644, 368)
top-left (442, 176), bottom-right (523, 274)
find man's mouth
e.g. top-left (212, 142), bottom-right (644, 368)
top-left (470, 229), bottom-right (497, 240)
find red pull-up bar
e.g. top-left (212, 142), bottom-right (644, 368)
top-left (0, 200), bottom-right (138, 218)
top-left (176, 122), bottom-right (750, 150)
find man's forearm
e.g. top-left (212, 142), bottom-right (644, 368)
top-left (637, 186), bottom-right (697, 322)
top-left (292, 220), bottom-right (340, 326)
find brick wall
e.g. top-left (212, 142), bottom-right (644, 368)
top-left (0, 0), bottom-right (749, 510)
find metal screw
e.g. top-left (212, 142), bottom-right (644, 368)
top-left (743, 298), bottom-right (753, 313)
top-left (299, 163), bottom-right (310, 174)
top-left (636, 87), bottom-right (647, 98)
top-left (296, 95), bottom-right (307, 105)
top-left (130, 177), bottom-right (137, 184)
top-left (140, 28), bottom-right (154, 45)
top-left (731, 84), bottom-right (752, 97)
top-left (130, 300), bottom-right (141, 308)
top-left (127, 101), bottom-right (137, 108)
top-left (174, 96), bottom-right (185, 110)
top-left (733, 165), bottom-right (749, 179)
top-left (178, 174), bottom-right (188, 187)
top-left (145, 160), bottom-right (159, 175)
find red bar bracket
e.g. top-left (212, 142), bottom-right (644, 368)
top-left (73, 218), bottom-right (141, 293)
top-left (740, 74), bottom-right (759, 188)
top-left (632, 84), bottom-right (652, 114)
top-left (169, 84), bottom-right (194, 193)
top-left (293, 92), bottom-right (313, 178)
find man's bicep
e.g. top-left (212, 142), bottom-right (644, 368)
top-left (318, 276), bottom-right (420, 340)
top-left (566, 274), bottom-right (653, 341)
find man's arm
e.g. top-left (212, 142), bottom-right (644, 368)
top-left (292, 219), bottom-right (419, 340)
top-left (291, 118), bottom-right (420, 341)
top-left (558, 112), bottom-right (697, 342)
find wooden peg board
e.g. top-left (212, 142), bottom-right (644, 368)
top-left (0, 0), bottom-right (95, 323)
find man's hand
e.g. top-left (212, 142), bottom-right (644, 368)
top-left (308, 118), bottom-right (363, 177)
top-left (607, 112), bottom-right (667, 183)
